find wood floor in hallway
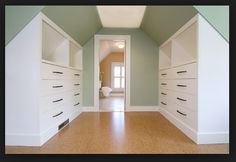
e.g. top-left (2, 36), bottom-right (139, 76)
top-left (5, 112), bottom-right (229, 154)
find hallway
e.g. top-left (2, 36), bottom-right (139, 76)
top-left (99, 96), bottom-right (124, 112)
top-left (5, 112), bottom-right (229, 154)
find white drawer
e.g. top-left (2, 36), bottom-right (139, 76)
top-left (160, 89), bottom-right (173, 101)
top-left (170, 79), bottom-right (197, 95)
top-left (41, 63), bottom-right (68, 79)
top-left (172, 63), bottom-right (197, 79)
top-left (41, 80), bottom-right (68, 96)
top-left (172, 91), bottom-right (197, 111)
top-left (159, 80), bottom-right (170, 90)
top-left (40, 91), bottom-right (73, 113)
top-left (67, 69), bottom-right (82, 80)
top-left (40, 105), bottom-right (68, 132)
top-left (41, 80), bottom-right (81, 96)
top-left (159, 96), bottom-right (169, 109)
top-left (159, 69), bottom-right (173, 79)
top-left (173, 104), bottom-right (197, 129)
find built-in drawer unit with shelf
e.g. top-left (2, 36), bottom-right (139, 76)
top-left (6, 12), bottom-right (83, 146)
top-left (158, 14), bottom-right (229, 144)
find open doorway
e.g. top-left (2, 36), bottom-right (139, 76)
top-left (99, 40), bottom-right (125, 111)
top-left (94, 35), bottom-right (131, 112)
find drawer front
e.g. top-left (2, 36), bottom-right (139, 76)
top-left (159, 96), bottom-right (169, 109)
top-left (159, 80), bottom-right (170, 90)
top-left (40, 91), bottom-right (72, 113)
top-left (41, 63), bottom-right (68, 79)
top-left (172, 63), bottom-right (197, 79)
top-left (40, 105), bottom-right (68, 132)
top-left (174, 104), bottom-right (197, 129)
top-left (41, 80), bottom-right (81, 96)
top-left (159, 69), bottom-right (173, 79)
top-left (160, 89), bottom-right (173, 101)
top-left (172, 91), bottom-right (197, 111)
top-left (67, 69), bottom-right (82, 80)
top-left (41, 80), bottom-right (68, 96)
top-left (170, 79), bottom-right (197, 95)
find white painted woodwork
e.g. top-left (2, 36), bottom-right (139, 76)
top-left (6, 12), bottom-right (83, 146)
top-left (94, 35), bottom-right (131, 112)
top-left (159, 14), bottom-right (229, 144)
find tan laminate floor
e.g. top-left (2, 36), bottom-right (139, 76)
top-left (5, 112), bottom-right (229, 154)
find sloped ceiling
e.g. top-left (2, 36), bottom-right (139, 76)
top-left (42, 6), bottom-right (102, 45)
top-left (140, 6), bottom-right (198, 45)
top-left (5, 6), bottom-right (45, 45)
top-left (194, 6), bottom-right (229, 41)
top-left (5, 6), bottom-right (228, 46)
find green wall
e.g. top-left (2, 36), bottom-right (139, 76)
top-left (83, 28), bottom-right (159, 107)
top-left (42, 6), bottom-right (102, 45)
top-left (5, 6), bottom-right (44, 45)
top-left (141, 6), bottom-right (198, 45)
top-left (194, 6), bottom-right (229, 42)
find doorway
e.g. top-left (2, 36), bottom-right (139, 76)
top-left (94, 35), bottom-right (131, 112)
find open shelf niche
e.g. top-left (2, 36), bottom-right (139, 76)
top-left (171, 22), bottom-right (197, 66)
top-left (159, 41), bottom-right (172, 70)
top-left (42, 21), bottom-right (70, 66)
top-left (69, 41), bottom-right (83, 70)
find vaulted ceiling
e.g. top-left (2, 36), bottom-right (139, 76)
top-left (5, 5), bottom-right (229, 46)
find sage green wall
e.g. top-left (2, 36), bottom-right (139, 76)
top-left (5, 6), bottom-right (44, 45)
top-left (83, 28), bottom-right (159, 106)
top-left (141, 6), bottom-right (198, 45)
top-left (83, 38), bottom-right (95, 106)
top-left (42, 6), bottom-right (102, 45)
top-left (194, 6), bottom-right (229, 41)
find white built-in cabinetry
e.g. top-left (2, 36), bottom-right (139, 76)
top-left (6, 12), bottom-right (83, 146)
top-left (159, 14), bottom-right (229, 144)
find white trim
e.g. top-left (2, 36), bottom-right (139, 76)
top-left (94, 35), bottom-right (131, 112)
top-left (126, 106), bottom-right (160, 112)
top-left (82, 106), bottom-right (97, 112)
top-left (159, 108), bottom-right (229, 144)
top-left (197, 132), bottom-right (229, 144)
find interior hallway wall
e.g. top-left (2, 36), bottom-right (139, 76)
top-left (83, 28), bottom-right (159, 107)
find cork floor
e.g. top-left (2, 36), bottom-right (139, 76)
top-left (99, 96), bottom-right (124, 112)
top-left (5, 112), bottom-right (229, 154)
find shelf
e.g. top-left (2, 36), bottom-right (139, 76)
top-left (159, 41), bottom-right (172, 70)
top-left (42, 21), bottom-right (69, 66)
top-left (172, 22), bottom-right (197, 66)
top-left (69, 41), bottom-right (83, 70)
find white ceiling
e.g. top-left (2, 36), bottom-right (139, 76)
top-left (96, 6), bottom-right (146, 28)
top-left (99, 40), bottom-right (125, 62)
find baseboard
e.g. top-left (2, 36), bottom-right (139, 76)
top-left (160, 108), bottom-right (229, 144)
top-left (82, 106), bottom-right (99, 112)
top-left (159, 108), bottom-right (198, 143)
top-left (6, 114), bottom-right (76, 146)
top-left (197, 132), bottom-right (229, 144)
top-left (125, 106), bottom-right (159, 112)
top-left (69, 109), bottom-right (82, 121)
top-left (5, 133), bottom-right (41, 146)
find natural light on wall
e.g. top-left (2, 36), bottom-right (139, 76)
top-left (96, 6), bottom-right (146, 28)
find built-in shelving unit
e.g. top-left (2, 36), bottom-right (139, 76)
top-left (159, 14), bottom-right (229, 144)
top-left (6, 12), bottom-right (83, 146)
